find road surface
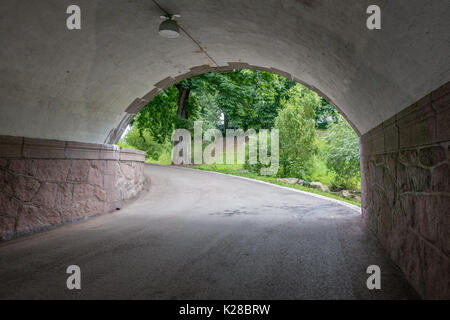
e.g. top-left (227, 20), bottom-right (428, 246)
top-left (0, 164), bottom-right (418, 299)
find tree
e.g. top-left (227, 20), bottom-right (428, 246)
top-left (120, 126), bottom-right (169, 160)
top-left (274, 84), bottom-right (319, 178)
top-left (132, 86), bottom-right (179, 144)
top-left (314, 99), bottom-right (338, 129)
top-left (325, 114), bottom-right (360, 189)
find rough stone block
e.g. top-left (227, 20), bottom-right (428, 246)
top-left (431, 164), bottom-right (450, 192)
top-left (55, 183), bottom-right (73, 210)
top-left (8, 159), bottom-right (35, 177)
top-left (73, 183), bottom-right (96, 202)
top-left (0, 169), bottom-right (14, 195)
top-left (407, 165), bottom-right (431, 192)
top-left (12, 175), bottom-right (41, 202)
top-left (414, 195), bottom-right (440, 243)
top-left (88, 166), bottom-right (104, 187)
top-left (420, 239), bottom-right (450, 299)
top-left (419, 146), bottom-right (446, 167)
top-left (68, 160), bottom-right (91, 182)
top-left (103, 174), bottom-right (116, 191)
top-left (119, 162), bottom-right (135, 180)
top-left (16, 205), bottom-right (61, 234)
top-left (94, 188), bottom-right (107, 202)
top-left (32, 182), bottom-right (58, 208)
top-left (403, 230), bottom-right (424, 295)
top-left (33, 160), bottom-right (71, 181)
top-left (397, 101), bottom-right (435, 148)
top-left (399, 149), bottom-right (418, 165)
top-left (0, 193), bottom-right (19, 238)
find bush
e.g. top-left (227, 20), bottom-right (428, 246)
top-left (274, 85), bottom-right (318, 178)
top-left (324, 115), bottom-right (360, 190)
top-left (119, 126), bottom-right (170, 161)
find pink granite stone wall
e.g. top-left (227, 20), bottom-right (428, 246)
top-left (0, 137), bottom-right (146, 240)
top-left (360, 82), bottom-right (450, 299)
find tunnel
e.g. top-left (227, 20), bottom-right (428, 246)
top-left (0, 0), bottom-right (449, 299)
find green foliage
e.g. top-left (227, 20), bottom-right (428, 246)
top-left (132, 87), bottom-right (178, 144)
top-left (325, 115), bottom-right (360, 189)
top-left (123, 68), bottom-right (361, 193)
top-left (314, 99), bottom-right (338, 129)
top-left (130, 69), bottom-right (296, 139)
top-left (275, 85), bottom-right (319, 178)
top-left (120, 126), bottom-right (170, 161)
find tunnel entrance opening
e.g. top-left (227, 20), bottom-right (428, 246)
top-left (0, 0), bottom-right (448, 299)
top-left (118, 67), bottom-right (363, 206)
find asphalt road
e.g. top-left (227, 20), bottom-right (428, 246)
top-left (0, 164), bottom-right (418, 299)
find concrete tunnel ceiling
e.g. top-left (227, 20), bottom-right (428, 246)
top-left (0, 0), bottom-right (449, 144)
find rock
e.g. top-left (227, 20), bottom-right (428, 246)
top-left (73, 183), bottom-right (96, 202)
top-left (119, 162), bottom-right (135, 180)
top-left (88, 166), bottom-right (104, 187)
top-left (34, 160), bottom-right (71, 181)
top-left (0, 193), bottom-right (20, 239)
top-left (276, 178), bottom-right (299, 184)
top-left (340, 190), bottom-right (351, 197)
top-left (431, 164), bottom-right (450, 192)
top-left (12, 175), bottom-right (41, 202)
top-left (310, 181), bottom-right (329, 192)
top-left (297, 179), bottom-right (304, 185)
top-left (68, 160), bottom-right (91, 182)
top-left (55, 183), bottom-right (74, 209)
top-left (16, 205), bottom-right (61, 234)
top-left (32, 182), bottom-right (58, 208)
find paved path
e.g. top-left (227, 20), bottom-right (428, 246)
top-left (0, 165), bottom-right (418, 299)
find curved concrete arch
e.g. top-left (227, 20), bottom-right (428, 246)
top-left (108, 62), bottom-right (360, 145)
top-left (1, 0), bottom-right (450, 299)
top-left (1, 0), bottom-right (449, 144)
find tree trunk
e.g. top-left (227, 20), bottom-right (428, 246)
top-left (223, 112), bottom-right (228, 130)
top-left (173, 83), bottom-right (191, 165)
top-left (176, 84), bottom-right (190, 119)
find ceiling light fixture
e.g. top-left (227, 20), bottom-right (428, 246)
top-left (159, 14), bottom-right (181, 38)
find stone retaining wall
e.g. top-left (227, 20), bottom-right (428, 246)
top-left (0, 136), bottom-right (146, 240)
top-left (360, 82), bottom-right (450, 299)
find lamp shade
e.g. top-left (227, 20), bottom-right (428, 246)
top-left (159, 19), bottom-right (180, 38)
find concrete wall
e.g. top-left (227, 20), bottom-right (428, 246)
top-left (360, 82), bottom-right (450, 299)
top-left (0, 136), bottom-right (146, 240)
top-left (1, 1), bottom-right (449, 143)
